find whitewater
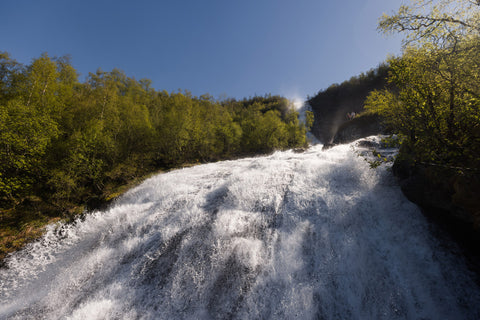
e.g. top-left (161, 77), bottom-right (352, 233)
top-left (0, 137), bottom-right (479, 319)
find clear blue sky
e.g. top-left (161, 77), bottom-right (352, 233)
top-left (0, 0), bottom-right (403, 101)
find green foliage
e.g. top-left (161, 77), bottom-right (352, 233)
top-left (378, 0), bottom-right (480, 49)
top-left (368, 0), bottom-right (480, 170)
top-left (380, 134), bottom-right (403, 149)
top-left (0, 52), bottom-right (308, 215)
top-left (0, 52), bottom-right (309, 257)
top-left (0, 52), bottom-right (23, 104)
top-left (366, 149), bottom-right (390, 169)
top-left (305, 110), bottom-right (314, 131)
top-left (230, 97), bottom-right (307, 153)
top-left (0, 99), bottom-right (58, 203)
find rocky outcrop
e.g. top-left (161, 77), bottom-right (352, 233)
top-left (307, 64), bottom-right (391, 143)
top-left (392, 159), bottom-right (480, 257)
top-left (309, 94), bottom-right (367, 144)
top-left (307, 65), bottom-right (480, 263)
top-left (332, 113), bottom-right (388, 144)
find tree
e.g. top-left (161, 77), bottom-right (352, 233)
top-left (0, 99), bottom-right (58, 204)
top-left (305, 110), bottom-right (314, 132)
top-left (0, 52), bottom-right (23, 104)
top-left (379, 0), bottom-right (480, 49)
top-left (366, 0), bottom-right (480, 168)
top-left (23, 53), bottom-right (60, 112)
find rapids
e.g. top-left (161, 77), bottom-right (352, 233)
top-left (1, 137), bottom-right (479, 319)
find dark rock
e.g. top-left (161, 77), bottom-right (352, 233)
top-left (398, 168), bottom-right (455, 215)
top-left (394, 162), bottom-right (479, 227)
top-left (391, 158), bottom-right (413, 180)
top-left (321, 143), bottom-right (336, 151)
top-left (307, 64), bottom-right (393, 143)
top-left (292, 148), bottom-right (307, 153)
top-left (392, 159), bottom-right (480, 270)
top-left (333, 113), bottom-right (388, 144)
top-left (356, 140), bottom-right (378, 148)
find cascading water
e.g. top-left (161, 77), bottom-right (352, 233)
top-left (1, 137), bottom-right (479, 320)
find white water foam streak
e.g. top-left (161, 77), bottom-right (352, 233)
top-left (0, 138), bottom-right (479, 319)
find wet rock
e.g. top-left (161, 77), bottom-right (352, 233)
top-left (292, 148), bottom-right (307, 153)
top-left (356, 140), bottom-right (378, 148)
top-left (322, 143), bottom-right (336, 151)
top-left (333, 114), bottom-right (388, 144)
top-left (392, 159), bottom-right (480, 262)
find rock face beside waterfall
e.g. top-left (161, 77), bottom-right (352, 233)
top-left (312, 106), bottom-right (479, 260)
top-left (307, 66), bottom-right (480, 273)
top-left (392, 159), bottom-right (480, 256)
top-left (333, 119), bottom-right (480, 257)
top-left (307, 64), bottom-right (391, 144)
top-left (332, 114), bottom-right (388, 144)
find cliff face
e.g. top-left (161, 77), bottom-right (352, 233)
top-left (332, 113), bottom-right (388, 144)
top-left (308, 65), bottom-right (391, 143)
top-left (393, 159), bottom-right (480, 258)
top-left (309, 90), bottom-right (367, 143)
top-left (308, 65), bottom-right (480, 265)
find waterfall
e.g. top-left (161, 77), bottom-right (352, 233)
top-left (1, 137), bottom-right (479, 319)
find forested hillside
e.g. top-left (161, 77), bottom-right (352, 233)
top-left (0, 52), bottom-right (310, 258)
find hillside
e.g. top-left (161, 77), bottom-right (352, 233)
top-left (307, 64), bottom-right (392, 144)
top-left (0, 52), bottom-right (309, 260)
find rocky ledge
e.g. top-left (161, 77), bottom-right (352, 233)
top-left (321, 115), bottom-right (480, 269)
top-left (392, 158), bottom-right (480, 267)
top-left (317, 115), bottom-right (480, 256)
top-left (332, 113), bottom-right (388, 144)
